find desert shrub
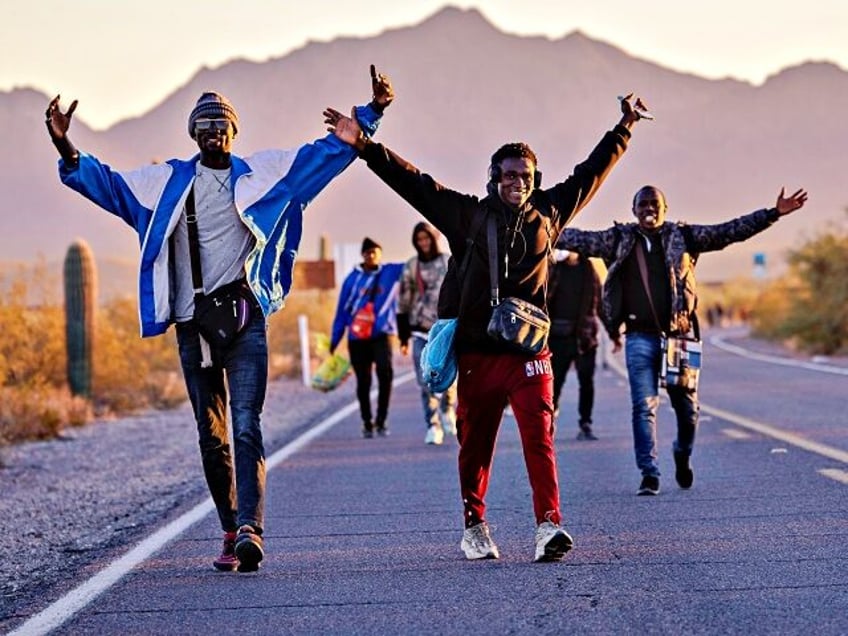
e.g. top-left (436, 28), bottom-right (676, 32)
top-left (0, 263), bottom-right (343, 444)
top-left (266, 289), bottom-right (338, 380)
top-left (749, 215), bottom-right (848, 354)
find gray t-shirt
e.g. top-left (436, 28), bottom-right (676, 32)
top-left (172, 164), bottom-right (255, 321)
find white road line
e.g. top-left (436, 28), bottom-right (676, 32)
top-left (604, 352), bottom-right (848, 466)
top-left (700, 403), bottom-right (848, 464)
top-left (721, 428), bottom-right (752, 440)
top-left (709, 333), bottom-right (848, 376)
top-left (9, 372), bottom-right (415, 636)
top-left (818, 468), bottom-right (848, 485)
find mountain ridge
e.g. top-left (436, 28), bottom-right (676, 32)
top-left (3, 6), bottom-right (845, 286)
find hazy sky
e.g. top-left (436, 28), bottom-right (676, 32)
top-left (5, 0), bottom-right (845, 129)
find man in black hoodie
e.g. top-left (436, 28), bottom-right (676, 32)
top-left (324, 93), bottom-right (648, 562)
top-left (398, 222), bottom-right (456, 445)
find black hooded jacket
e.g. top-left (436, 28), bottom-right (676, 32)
top-left (357, 125), bottom-right (630, 353)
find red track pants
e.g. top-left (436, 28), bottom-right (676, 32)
top-left (456, 349), bottom-right (561, 528)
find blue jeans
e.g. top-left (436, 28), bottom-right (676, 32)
top-left (625, 333), bottom-right (699, 478)
top-left (412, 335), bottom-right (457, 428)
top-left (176, 312), bottom-right (268, 533)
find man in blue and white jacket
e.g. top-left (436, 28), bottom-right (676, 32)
top-left (45, 66), bottom-right (394, 573)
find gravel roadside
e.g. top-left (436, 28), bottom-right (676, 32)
top-left (0, 375), bottom-right (358, 624)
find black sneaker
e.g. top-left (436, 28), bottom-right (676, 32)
top-left (674, 451), bottom-right (694, 489)
top-left (234, 525), bottom-right (264, 573)
top-left (637, 475), bottom-right (660, 496)
top-left (362, 422), bottom-right (374, 439)
top-left (576, 427), bottom-right (598, 441)
top-left (375, 423), bottom-right (390, 437)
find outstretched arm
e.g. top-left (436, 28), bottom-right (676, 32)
top-left (45, 95), bottom-right (80, 167)
top-left (686, 187), bottom-right (809, 253)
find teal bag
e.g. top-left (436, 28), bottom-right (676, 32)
top-left (421, 318), bottom-right (458, 393)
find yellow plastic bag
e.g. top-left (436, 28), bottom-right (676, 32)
top-left (311, 353), bottom-right (352, 392)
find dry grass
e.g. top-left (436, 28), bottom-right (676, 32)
top-left (0, 264), bottom-right (340, 446)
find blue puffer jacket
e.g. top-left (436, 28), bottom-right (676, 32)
top-left (331, 262), bottom-right (404, 351)
top-left (58, 104), bottom-right (382, 337)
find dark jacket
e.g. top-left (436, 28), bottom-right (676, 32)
top-left (358, 125), bottom-right (631, 353)
top-left (546, 256), bottom-right (602, 352)
top-left (558, 207), bottom-right (781, 337)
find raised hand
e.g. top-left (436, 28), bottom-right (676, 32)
top-left (617, 93), bottom-right (653, 129)
top-left (45, 94), bottom-right (78, 140)
top-left (324, 106), bottom-right (366, 149)
top-left (775, 187), bottom-right (809, 216)
top-left (369, 64), bottom-right (394, 112)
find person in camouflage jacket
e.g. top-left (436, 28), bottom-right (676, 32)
top-left (558, 185), bottom-right (808, 496)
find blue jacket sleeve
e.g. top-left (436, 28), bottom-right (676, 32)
top-left (59, 152), bottom-right (167, 232)
top-left (280, 103), bottom-right (383, 207)
top-left (330, 272), bottom-right (357, 352)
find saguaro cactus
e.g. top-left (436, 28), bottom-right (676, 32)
top-left (64, 239), bottom-right (97, 398)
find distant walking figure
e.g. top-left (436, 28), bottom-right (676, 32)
top-left (546, 250), bottom-right (602, 440)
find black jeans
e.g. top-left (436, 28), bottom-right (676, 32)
top-left (549, 335), bottom-right (596, 426)
top-left (348, 334), bottom-right (393, 429)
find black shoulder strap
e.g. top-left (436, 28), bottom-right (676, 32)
top-left (486, 213), bottom-right (499, 306)
top-left (184, 187), bottom-right (204, 298)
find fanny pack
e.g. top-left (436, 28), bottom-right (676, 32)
top-left (194, 278), bottom-right (254, 349)
top-left (484, 213), bottom-right (550, 354)
top-left (487, 296), bottom-right (550, 355)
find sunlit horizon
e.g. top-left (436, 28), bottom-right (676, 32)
top-left (4, 1), bottom-right (847, 130)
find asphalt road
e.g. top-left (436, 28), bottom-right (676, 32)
top-left (6, 328), bottom-right (848, 635)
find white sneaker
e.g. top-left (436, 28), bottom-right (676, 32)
top-left (441, 408), bottom-right (457, 436)
top-left (460, 522), bottom-right (500, 560)
top-left (533, 521), bottom-right (573, 562)
top-left (424, 425), bottom-right (444, 445)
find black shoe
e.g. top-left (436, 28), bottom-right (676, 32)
top-left (576, 427), bottom-right (598, 441)
top-left (674, 451), bottom-right (694, 489)
top-left (362, 421), bottom-right (374, 438)
top-left (637, 475), bottom-right (660, 496)
top-left (376, 425), bottom-right (390, 437)
top-left (234, 525), bottom-right (264, 572)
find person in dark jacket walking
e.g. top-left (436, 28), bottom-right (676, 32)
top-left (546, 250), bottom-right (602, 440)
top-left (398, 222), bottom-right (456, 445)
top-left (323, 93), bottom-right (649, 562)
top-left (559, 185), bottom-right (808, 496)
